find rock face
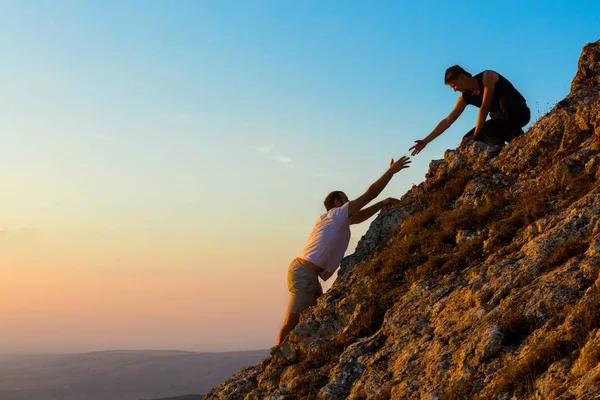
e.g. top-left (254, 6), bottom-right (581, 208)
top-left (204, 40), bottom-right (600, 400)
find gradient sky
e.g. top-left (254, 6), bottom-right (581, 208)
top-left (1, 1), bottom-right (599, 353)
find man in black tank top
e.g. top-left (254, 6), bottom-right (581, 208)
top-left (410, 65), bottom-right (530, 155)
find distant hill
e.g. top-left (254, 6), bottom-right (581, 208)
top-left (0, 350), bottom-right (266, 400)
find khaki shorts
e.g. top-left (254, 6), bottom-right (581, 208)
top-left (286, 259), bottom-right (323, 314)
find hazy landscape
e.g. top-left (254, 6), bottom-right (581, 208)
top-left (2, 2), bottom-right (598, 400)
top-left (0, 350), bottom-right (267, 400)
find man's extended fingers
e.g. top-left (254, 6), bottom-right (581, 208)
top-left (390, 156), bottom-right (411, 171)
top-left (410, 144), bottom-right (422, 156)
top-left (396, 158), bottom-right (411, 169)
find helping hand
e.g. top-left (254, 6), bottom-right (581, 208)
top-left (409, 139), bottom-right (427, 156)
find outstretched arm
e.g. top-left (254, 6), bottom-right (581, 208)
top-left (347, 157), bottom-right (410, 218)
top-left (410, 97), bottom-right (467, 156)
top-left (473, 70), bottom-right (498, 138)
top-left (350, 198), bottom-right (399, 225)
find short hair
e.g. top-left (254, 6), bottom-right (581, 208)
top-left (324, 191), bottom-right (345, 211)
top-left (444, 65), bottom-right (471, 83)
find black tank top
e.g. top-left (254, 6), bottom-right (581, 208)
top-left (462, 71), bottom-right (526, 114)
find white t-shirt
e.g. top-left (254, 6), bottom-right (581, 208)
top-left (298, 202), bottom-right (351, 281)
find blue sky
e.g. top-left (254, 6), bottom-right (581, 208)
top-left (0, 1), bottom-right (599, 352)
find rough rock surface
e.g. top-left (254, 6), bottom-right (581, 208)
top-left (203, 40), bottom-right (600, 400)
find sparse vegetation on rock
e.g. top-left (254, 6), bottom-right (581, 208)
top-left (204, 39), bottom-right (600, 400)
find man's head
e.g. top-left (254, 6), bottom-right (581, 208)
top-left (324, 191), bottom-right (349, 211)
top-left (444, 65), bottom-right (473, 93)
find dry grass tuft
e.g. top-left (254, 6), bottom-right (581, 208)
top-left (439, 377), bottom-right (474, 400)
top-left (498, 304), bottom-right (538, 345)
top-left (542, 236), bottom-right (590, 272)
top-left (495, 288), bottom-right (600, 396)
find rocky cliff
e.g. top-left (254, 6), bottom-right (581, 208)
top-left (203, 40), bottom-right (600, 400)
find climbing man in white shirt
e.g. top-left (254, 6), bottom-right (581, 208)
top-left (277, 156), bottom-right (411, 345)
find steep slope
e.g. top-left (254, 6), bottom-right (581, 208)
top-left (204, 40), bottom-right (600, 400)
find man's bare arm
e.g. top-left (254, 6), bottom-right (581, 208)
top-left (350, 198), bottom-right (399, 225)
top-left (347, 157), bottom-right (410, 218)
top-left (410, 97), bottom-right (467, 156)
top-left (473, 70), bottom-right (498, 138)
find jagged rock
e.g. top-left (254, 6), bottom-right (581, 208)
top-left (477, 327), bottom-right (504, 362)
top-left (203, 39), bottom-right (600, 400)
top-left (572, 40), bottom-right (600, 89)
top-left (455, 229), bottom-right (476, 245)
top-left (462, 141), bottom-right (502, 169)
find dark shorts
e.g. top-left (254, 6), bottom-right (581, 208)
top-left (464, 96), bottom-right (531, 146)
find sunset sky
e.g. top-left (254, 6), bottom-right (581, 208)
top-left (1, 1), bottom-right (599, 353)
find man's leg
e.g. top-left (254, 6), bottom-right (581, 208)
top-left (461, 123), bottom-right (506, 147)
top-left (479, 118), bottom-right (510, 146)
top-left (500, 97), bottom-right (531, 142)
top-left (277, 309), bottom-right (300, 345)
top-left (277, 262), bottom-right (322, 345)
top-left (277, 291), bottom-right (324, 345)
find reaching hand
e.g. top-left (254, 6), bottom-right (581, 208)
top-left (389, 156), bottom-right (411, 173)
top-left (409, 139), bottom-right (427, 156)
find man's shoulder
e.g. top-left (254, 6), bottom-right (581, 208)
top-left (480, 70), bottom-right (502, 79)
top-left (328, 202), bottom-right (350, 220)
top-left (312, 203), bottom-right (349, 225)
